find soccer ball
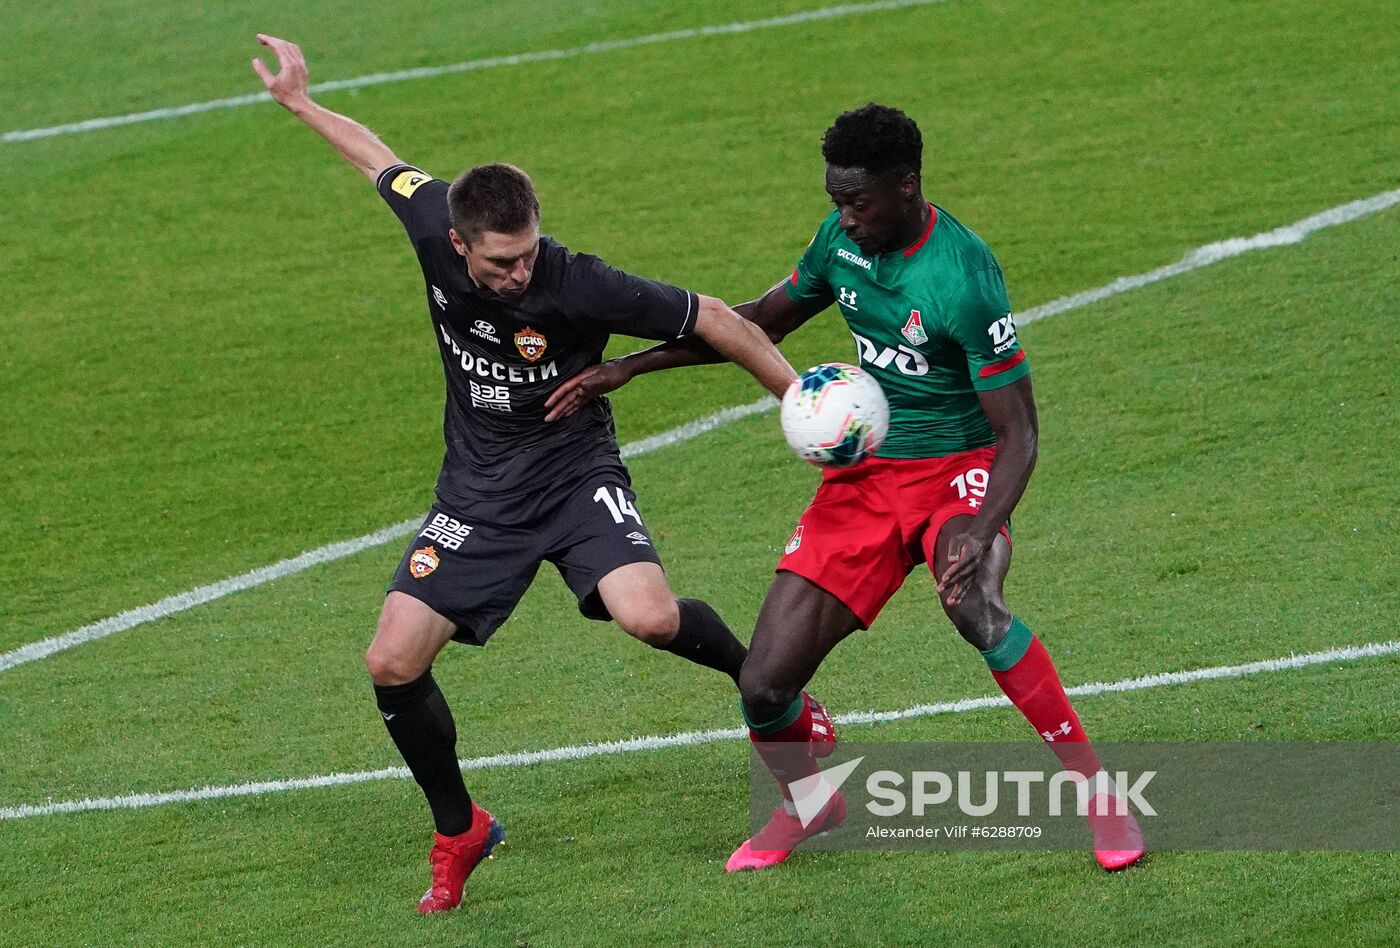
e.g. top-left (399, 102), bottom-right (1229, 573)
top-left (779, 363), bottom-right (889, 467)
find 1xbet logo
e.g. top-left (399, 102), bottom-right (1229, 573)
top-left (987, 314), bottom-right (1018, 354)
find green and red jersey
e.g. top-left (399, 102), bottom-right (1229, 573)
top-left (785, 205), bottom-right (1028, 457)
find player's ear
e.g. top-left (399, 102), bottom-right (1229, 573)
top-left (901, 171), bottom-right (918, 200)
top-left (448, 228), bottom-right (470, 258)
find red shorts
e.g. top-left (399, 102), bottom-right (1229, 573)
top-left (776, 446), bottom-right (1010, 628)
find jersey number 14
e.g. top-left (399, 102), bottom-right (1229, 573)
top-left (594, 487), bottom-right (642, 525)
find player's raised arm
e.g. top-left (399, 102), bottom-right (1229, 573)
top-left (646, 280), bottom-right (825, 366)
top-left (251, 34), bottom-right (400, 182)
top-left (690, 295), bottom-right (799, 401)
top-left (543, 281), bottom-right (823, 421)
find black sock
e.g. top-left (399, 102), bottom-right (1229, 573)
top-left (660, 598), bottom-right (748, 684)
top-left (374, 670), bottom-right (473, 837)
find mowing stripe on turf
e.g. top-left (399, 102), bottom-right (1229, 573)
top-left (2, 639), bottom-right (1395, 820)
top-left (0, 398), bottom-right (773, 675)
top-left (3, 186), bottom-right (1398, 675)
top-left (2, 0), bottom-right (949, 143)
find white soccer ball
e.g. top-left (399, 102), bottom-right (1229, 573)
top-left (779, 362), bottom-right (889, 467)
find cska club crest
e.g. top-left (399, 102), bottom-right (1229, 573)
top-left (514, 327), bottom-right (548, 362)
top-left (409, 545), bottom-right (440, 579)
top-left (902, 309), bottom-right (928, 346)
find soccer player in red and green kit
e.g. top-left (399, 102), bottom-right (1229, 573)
top-left (547, 104), bottom-right (1145, 872)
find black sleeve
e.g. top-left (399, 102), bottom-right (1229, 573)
top-left (557, 250), bottom-right (699, 341)
top-left (375, 163), bottom-right (451, 244)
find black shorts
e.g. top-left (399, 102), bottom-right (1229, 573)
top-left (388, 465), bottom-right (663, 645)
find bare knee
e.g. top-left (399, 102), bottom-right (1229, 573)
top-left (597, 563), bottom-right (681, 646)
top-left (942, 593), bottom-right (1012, 652)
top-left (364, 643), bottom-right (427, 685)
top-left (615, 597), bottom-right (681, 646)
top-left (366, 592), bottom-right (453, 685)
top-left (739, 662), bottom-right (799, 724)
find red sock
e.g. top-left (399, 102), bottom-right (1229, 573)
top-left (747, 696), bottom-right (818, 801)
top-left (986, 620), bottom-right (1101, 778)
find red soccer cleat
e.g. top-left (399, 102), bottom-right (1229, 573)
top-left (725, 792), bottom-right (848, 872)
top-left (804, 692), bottom-right (838, 758)
top-left (416, 802), bottom-right (505, 915)
top-left (1087, 793), bottom-right (1146, 871)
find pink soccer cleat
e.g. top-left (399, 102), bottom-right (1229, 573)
top-left (1087, 793), bottom-right (1146, 871)
top-left (416, 802), bottom-right (505, 915)
top-left (725, 792), bottom-right (848, 872)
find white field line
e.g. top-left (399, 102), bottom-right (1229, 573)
top-left (1016, 187), bottom-right (1400, 325)
top-left (0, 398), bottom-right (774, 676)
top-left (2, 0), bottom-right (948, 144)
top-left (3, 639), bottom-right (1395, 821)
top-left (3, 185), bottom-right (1398, 675)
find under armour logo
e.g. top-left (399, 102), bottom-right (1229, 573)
top-left (838, 287), bottom-right (858, 309)
top-left (381, 712), bottom-right (397, 721)
top-left (1040, 721), bottom-right (1073, 742)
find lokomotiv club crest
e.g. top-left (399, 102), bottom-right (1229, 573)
top-left (902, 309), bottom-right (928, 346)
top-left (785, 525), bottom-right (804, 555)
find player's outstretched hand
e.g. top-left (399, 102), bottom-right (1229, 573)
top-left (936, 530), bottom-right (991, 605)
top-left (252, 34), bottom-right (311, 109)
top-left (544, 360), bottom-right (633, 422)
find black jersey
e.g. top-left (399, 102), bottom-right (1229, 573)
top-left (376, 164), bottom-right (698, 504)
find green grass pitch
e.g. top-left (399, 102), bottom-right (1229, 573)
top-left (1, 0), bottom-right (1397, 944)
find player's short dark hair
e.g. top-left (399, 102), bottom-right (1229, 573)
top-left (447, 163), bottom-right (540, 241)
top-left (821, 103), bottom-right (923, 180)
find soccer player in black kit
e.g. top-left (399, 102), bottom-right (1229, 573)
top-left (252, 35), bottom-right (835, 914)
